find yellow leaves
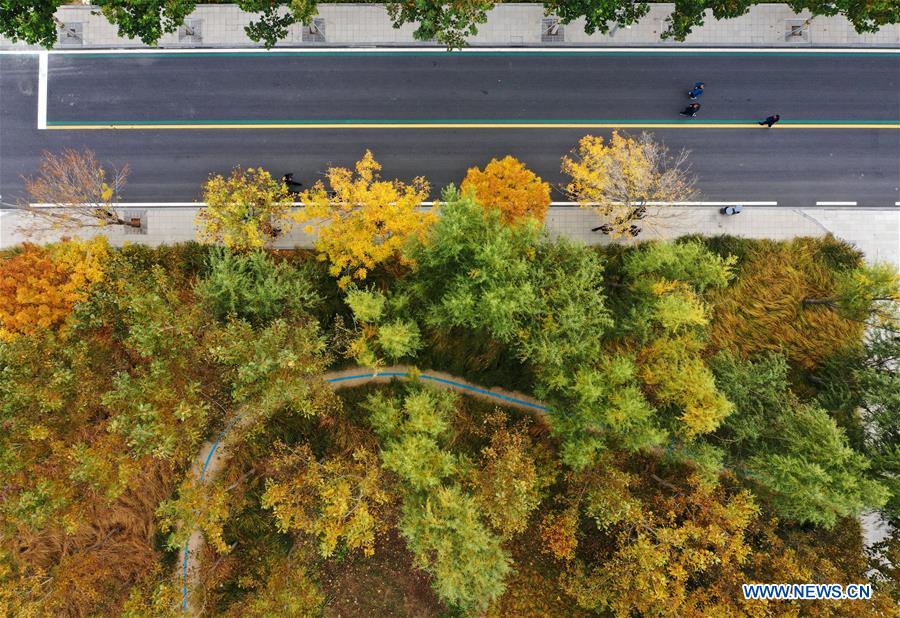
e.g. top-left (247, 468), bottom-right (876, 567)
top-left (158, 478), bottom-right (232, 555)
top-left (461, 155), bottom-right (551, 225)
top-left (61, 513), bottom-right (78, 535)
top-left (638, 334), bottom-right (733, 438)
top-left (709, 239), bottom-right (867, 369)
top-left (565, 132), bottom-right (649, 194)
top-left (0, 238), bottom-right (108, 340)
top-left (261, 444), bottom-right (392, 559)
top-left (99, 182), bottom-right (114, 203)
top-left (471, 422), bottom-right (551, 538)
top-left (50, 236), bottom-right (107, 290)
top-left (224, 557), bottom-right (325, 616)
top-left (583, 464), bottom-right (642, 530)
top-left (562, 131), bottom-right (695, 238)
top-left (652, 281), bottom-right (710, 332)
top-left (540, 507), bottom-right (579, 561)
top-left (26, 425), bottom-right (49, 441)
top-left (650, 279), bottom-right (678, 296)
top-left (196, 167), bottom-right (293, 251)
top-left (293, 150), bottom-right (434, 286)
top-left (561, 469), bottom-right (764, 618)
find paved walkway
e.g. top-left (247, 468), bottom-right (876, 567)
top-left (180, 365), bottom-right (550, 614)
top-left (1, 3), bottom-right (897, 50)
top-left (3, 205), bottom-right (897, 266)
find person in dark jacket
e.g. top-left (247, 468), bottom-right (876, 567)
top-left (687, 82), bottom-right (705, 99)
top-left (282, 173), bottom-right (304, 196)
top-left (680, 103), bottom-right (701, 117)
top-left (759, 114), bottom-right (780, 127)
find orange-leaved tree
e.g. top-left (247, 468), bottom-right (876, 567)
top-left (295, 150), bottom-right (433, 287)
top-left (461, 155), bottom-right (551, 225)
top-left (196, 167), bottom-right (294, 251)
top-left (561, 131), bottom-right (695, 239)
top-left (0, 237), bottom-right (108, 340)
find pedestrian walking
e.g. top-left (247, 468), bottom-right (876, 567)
top-left (282, 173), bottom-right (304, 196)
top-left (687, 82), bottom-right (705, 100)
top-left (759, 114), bottom-right (780, 128)
top-left (680, 103), bottom-right (701, 118)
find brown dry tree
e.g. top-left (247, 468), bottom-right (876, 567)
top-left (10, 149), bottom-right (133, 236)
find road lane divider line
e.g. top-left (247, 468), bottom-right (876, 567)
top-left (816, 201), bottom-right (858, 206)
top-left (42, 122), bottom-right (900, 130)
top-left (37, 51), bottom-right (48, 130)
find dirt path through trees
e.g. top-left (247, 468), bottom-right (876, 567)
top-left (179, 366), bottom-right (548, 614)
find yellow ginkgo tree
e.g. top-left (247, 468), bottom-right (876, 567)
top-left (196, 167), bottom-right (294, 251)
top-left (295, 150), bottom-right (433, 287)
top-left (561, 131), bottom-right (696, 239)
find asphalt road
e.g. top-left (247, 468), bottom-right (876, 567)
top-left (1, 51), bottom-right (899, 206)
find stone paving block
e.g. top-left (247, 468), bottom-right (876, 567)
top-left (0, 206), bottom-right (854, 256)
top-left (5, 3), bottom-right (895, 49)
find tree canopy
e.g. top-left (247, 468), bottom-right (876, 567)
top-left (562, 132), bottom-right (696, 238)
top-left (94, 0), bottom-right (197, 45)
top-left (197, 166), bottom-right (295, 251)
top-left (1, 164), bottom-right (895, 615)
top-left (461, 155), bottom-right (551, 225)
top-left (296, 150), bottom-right (434, 288)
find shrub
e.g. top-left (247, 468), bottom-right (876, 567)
top-left (196, 249), bottom-right (320, 326)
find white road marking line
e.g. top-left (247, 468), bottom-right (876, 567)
top-left (548, 201), bottom-right (778, 206)
top-left (37, 51), bottom-right (48, 130)
top-left (816, 201), bottom-right (857, 206)
top-left (28, 202), bottom-right (203, 207)
top-left (2, 47), bottom-right (898, 56)
top-left (28, 201), bottom-right (778, 208)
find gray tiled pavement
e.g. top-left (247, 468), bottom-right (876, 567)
top-left (1, 3), bottom-right (897, 50)
top-left (3, 206), bottom-right (897, 267)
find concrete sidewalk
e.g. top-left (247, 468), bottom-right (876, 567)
top-left (2, 206), bottom-right (897, 267)
top-left (1, 3), bottom-right (897, 50)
